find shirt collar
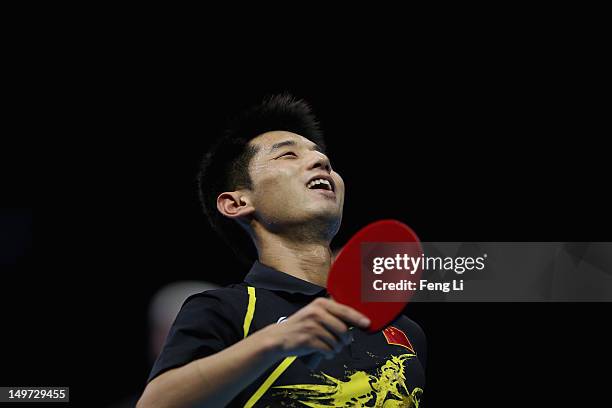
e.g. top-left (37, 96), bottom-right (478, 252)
top-left (244, 261), bottom-right (327, 296)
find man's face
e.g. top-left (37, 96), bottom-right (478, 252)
top-left (246, 131), bottom-right (345, 236)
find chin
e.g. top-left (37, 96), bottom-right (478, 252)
top-left (305, 205), bottom-right (341, 220)
top-left (307, 210), bottom-right (342, 232)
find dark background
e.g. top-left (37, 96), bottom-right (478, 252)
top-left (3, 39), bottom-right (611, 406)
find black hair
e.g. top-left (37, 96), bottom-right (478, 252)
top-left (197, 93), bottom-right (326, 262)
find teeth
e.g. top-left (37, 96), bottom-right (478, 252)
top-left (307, 178), bottom-right (332, 190)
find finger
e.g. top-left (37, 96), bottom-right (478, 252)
top-left (308, 337), bottom-right (335, 359)
top-left (311, 323), bottom-right (344, 353)
top-left (322, 299), bottom-right (371, 329)
top-left (316, 314), bottom-right (351, 347)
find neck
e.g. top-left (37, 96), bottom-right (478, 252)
top-left (252, 225), bottom-right (332, 288)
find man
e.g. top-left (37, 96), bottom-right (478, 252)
top-left (137, 94), bottom-right (426, 407)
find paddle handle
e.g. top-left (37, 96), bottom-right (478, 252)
top-left (299, 326), bottom-right (355, 369)
top-left (301, 353), bottom-right (324, 370)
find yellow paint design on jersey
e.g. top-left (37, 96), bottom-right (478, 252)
top-left (273, 353), bottom-right (423, 407)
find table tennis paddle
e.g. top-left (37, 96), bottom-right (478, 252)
top-left (304, 219), bottom-right (422, 368)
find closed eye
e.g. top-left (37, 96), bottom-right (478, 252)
top-left (276, 151), bottom-right (297, 159)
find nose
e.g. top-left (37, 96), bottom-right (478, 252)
top-left (307, 151), bottom-right (332, 173)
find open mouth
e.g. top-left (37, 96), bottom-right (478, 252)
top-left (306, 177), bottom-right (335, 193)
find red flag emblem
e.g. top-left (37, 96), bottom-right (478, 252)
top-left (382, 326), bottom-right (415, 353)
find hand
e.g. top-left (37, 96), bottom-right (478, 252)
top-left (259, 297), bottom-right (370, 361)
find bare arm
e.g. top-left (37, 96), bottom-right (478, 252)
top-left (137, 297), bottom-right (370, 408)
top-left (137, 327), bottom-right (281, 408)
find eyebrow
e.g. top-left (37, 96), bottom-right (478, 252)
top-left (269, 140), bottom-right (324, 154)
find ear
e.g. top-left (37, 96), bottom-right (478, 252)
top-left (216, 191), bottom-right (255, 220)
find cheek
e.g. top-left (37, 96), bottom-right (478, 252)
top-left (334, 174), bottom-right (345, 194)
top-left (254, 168), bottom-right (302, 200)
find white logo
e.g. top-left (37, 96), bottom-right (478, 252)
top-left (276, 316), bottom-right (288, 324)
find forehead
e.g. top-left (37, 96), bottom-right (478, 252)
top-left (249, 131), bottom-right (318, 152)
